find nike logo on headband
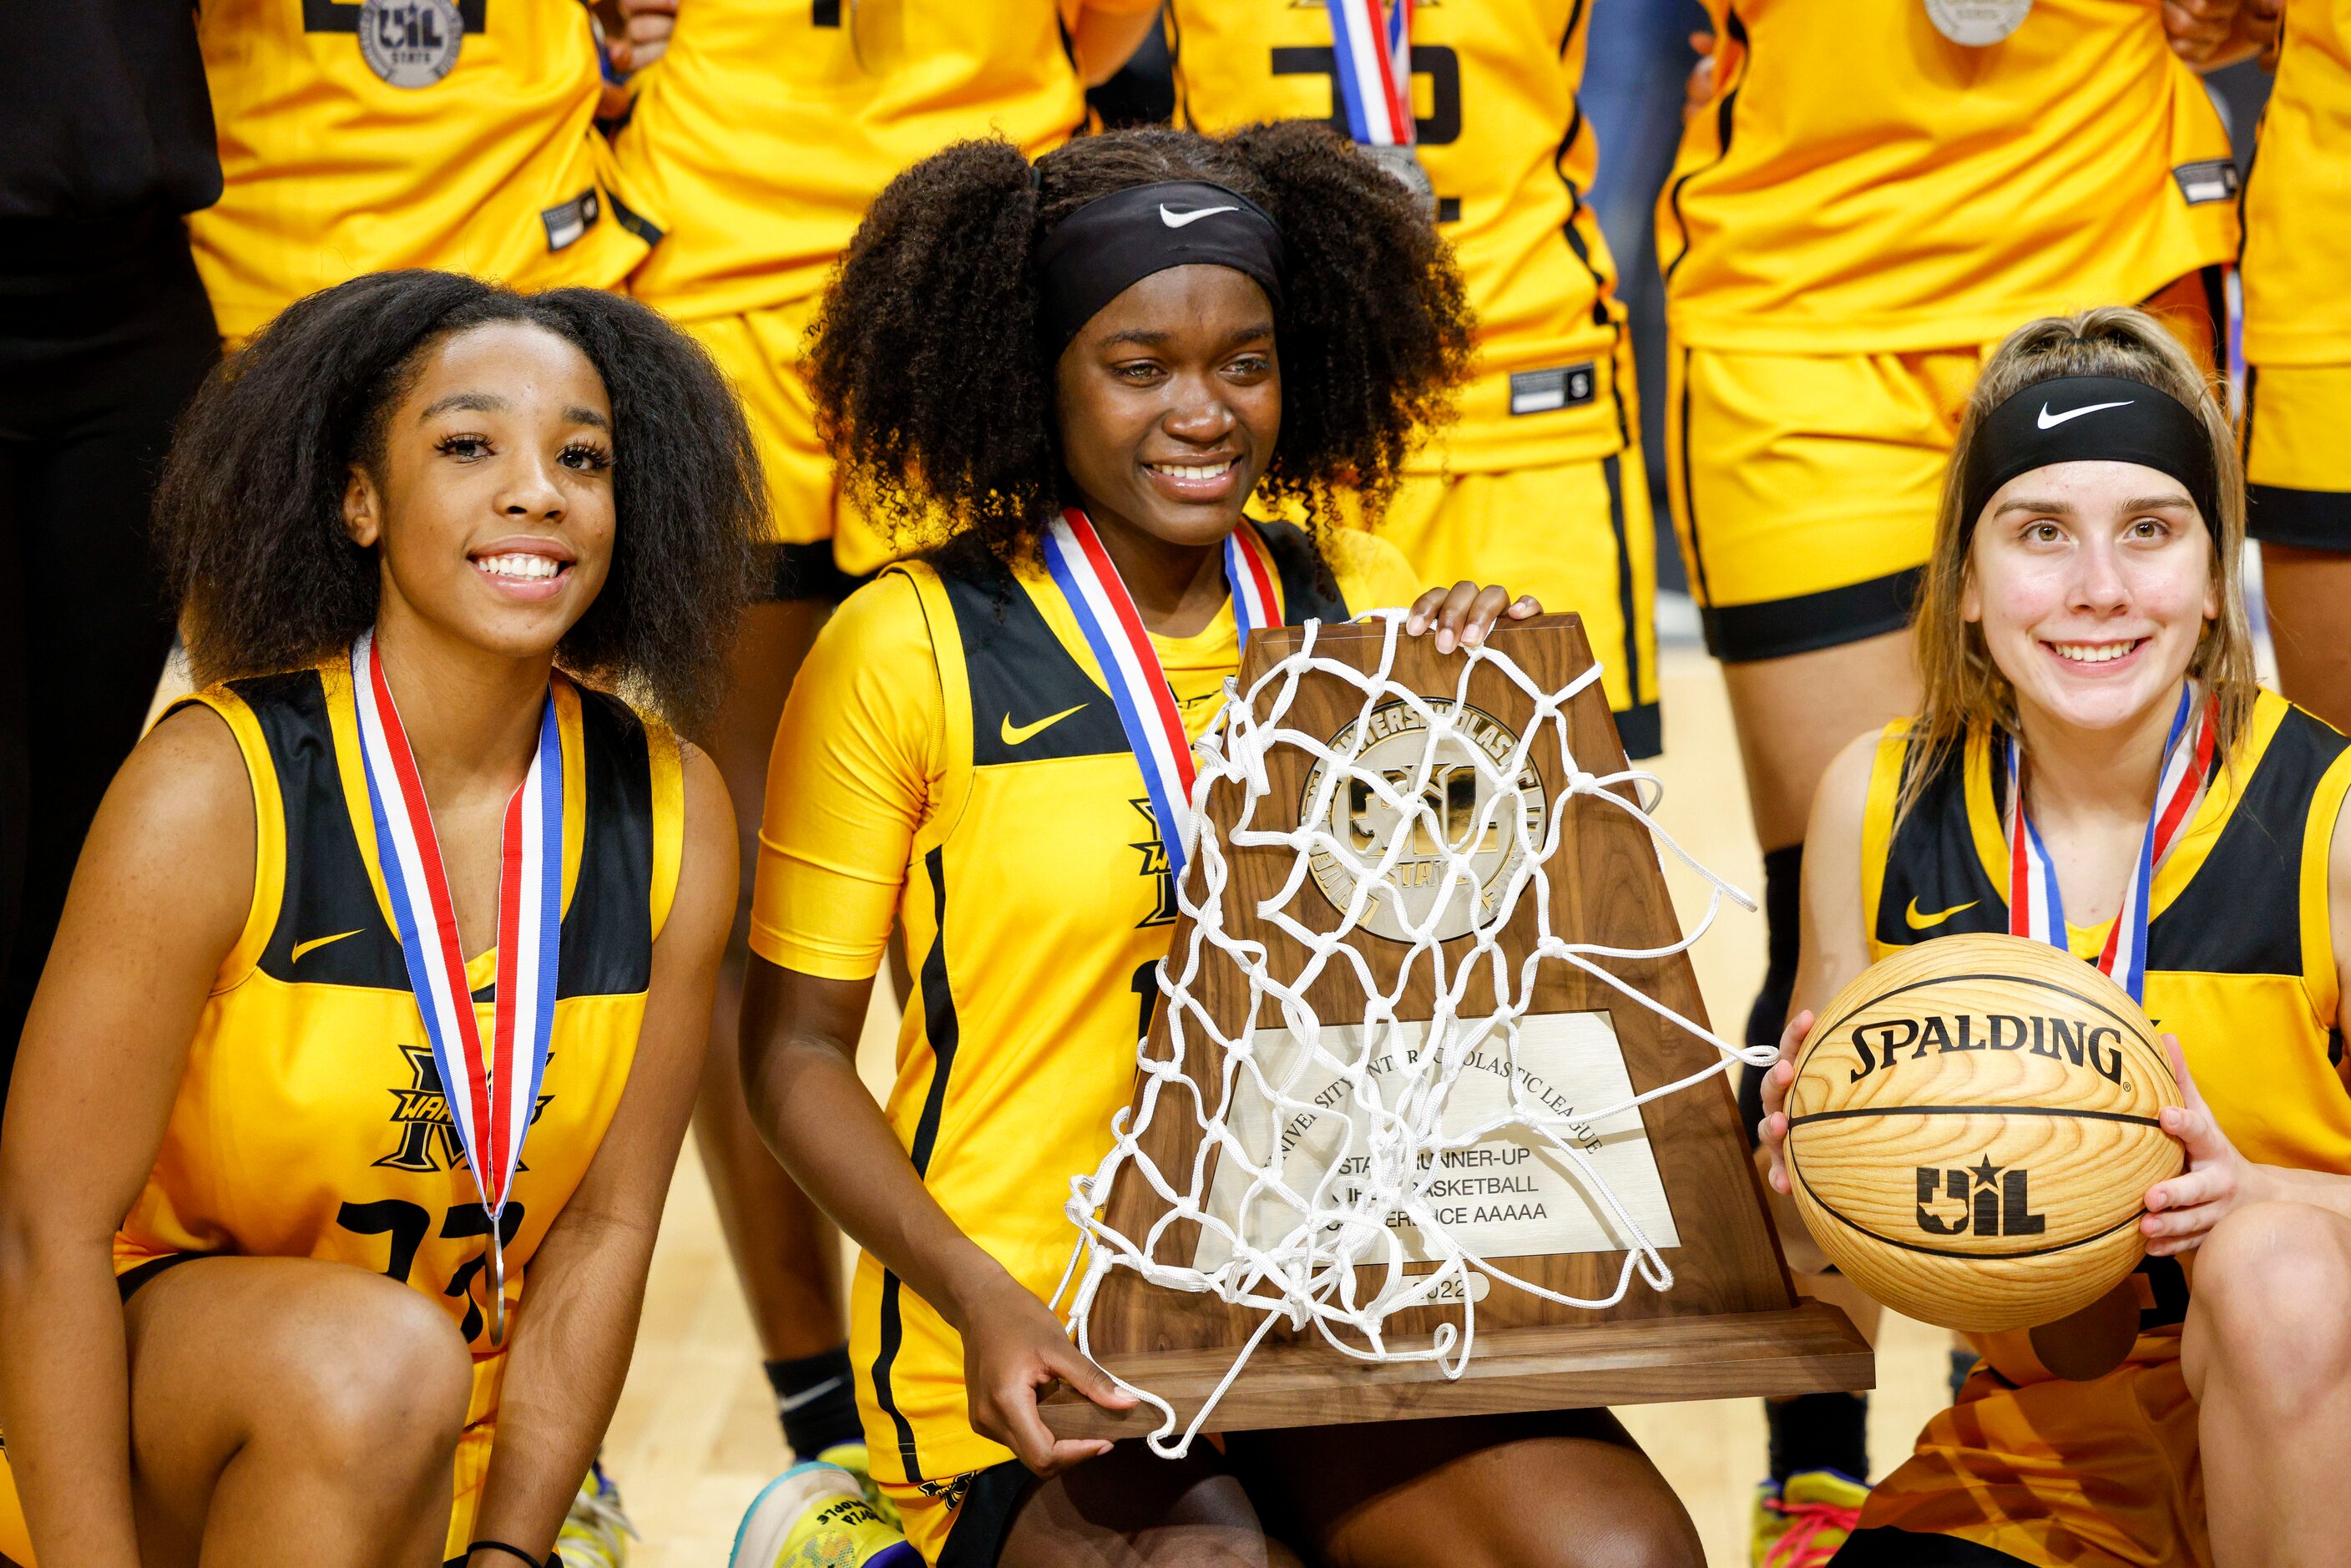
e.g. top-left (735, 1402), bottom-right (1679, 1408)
top-left (1160, 203), bottom-right (1241, 228)
top-left (2037, 399), bottom-right (2135, 429)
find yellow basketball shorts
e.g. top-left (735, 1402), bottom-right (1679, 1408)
top-left (877, 1460), bottom-right (1029, 1567)
top-left (1667, 272), bottom-right (2221, 664)
top-left (2243, 363), bottom-right (2351, 550)
top-left (672, 300), bottom-right (898, 597)
top-left (1838, 1333), bottom-right (2207, 1568)
top-left (1367, 450), bottom-right (1661, 759)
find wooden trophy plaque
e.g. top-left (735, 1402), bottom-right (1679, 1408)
top-left (1041, 615), bottom-right (1871, 1439)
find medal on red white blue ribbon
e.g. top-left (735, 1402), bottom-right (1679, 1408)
top-left (351, 630), bottom-right (562, 1347)
top-left (1042, 508), bottom-right (1281, 884)
top-left (2005, 682), bottom-right (2215, 1004)
top-left (1323, 0), bottom-right (1437, 220)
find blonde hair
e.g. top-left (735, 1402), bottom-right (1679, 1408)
top-left (1898, 306), bottom-right (2257, 823)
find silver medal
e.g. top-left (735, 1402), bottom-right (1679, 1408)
top-left (1363, 143), bottom-right (1438, 223)
top-left (1924, 0), bottom-right (2032, 46)
top-left (358, 0), bottom-right (464, 89)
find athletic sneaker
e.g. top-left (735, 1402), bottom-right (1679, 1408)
top-left (1751, 1469), bottom-right (1868, 1568)
top-left (555, 1459), bottom-right (637, 1568)
top-left (731, 1460), bottom-right (922, 1568)
top-left (814, 1441), bottom-right (900, 1528)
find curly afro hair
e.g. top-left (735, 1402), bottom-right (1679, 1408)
top-left (806, 122), bottom-right (1474, 564)
top-left (155, 270), bottom-right (766, 733)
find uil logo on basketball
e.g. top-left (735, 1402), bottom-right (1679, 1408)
top-left (1915, 1156), bottom-right (2046, 1239)
top-left (358, 0), bottom-right (464, 88)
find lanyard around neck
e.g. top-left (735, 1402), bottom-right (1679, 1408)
top-left (1039, 508), bottom-right (1280, 883)
top-left (2003, 683), bottom-right (2215, 1003)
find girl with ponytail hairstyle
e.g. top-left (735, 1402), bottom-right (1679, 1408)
top-left (731, 124), bottom-right (1706, 1568)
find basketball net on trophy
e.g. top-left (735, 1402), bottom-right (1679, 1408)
top-left (1043, 614), bottom-right (1872, 1454)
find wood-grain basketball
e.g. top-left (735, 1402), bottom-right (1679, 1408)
top-left (1785, 933), bottom-right (2182, 1333)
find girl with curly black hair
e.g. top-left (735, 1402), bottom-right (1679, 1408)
top-left (0, 271), bottom-right (757, 1568)
top-left (732, 124), bottom-right (1703, 1567)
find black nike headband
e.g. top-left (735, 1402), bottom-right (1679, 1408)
top-left (1032, 180), bottom-right (1287, 362)
top-left (1956, 374), bottom-right (2220, 538)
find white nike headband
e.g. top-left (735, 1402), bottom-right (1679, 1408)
top-left (1956, 374), bottom-right (2221, 539)
top-left (1032, 180), bottom-right (1286, 362)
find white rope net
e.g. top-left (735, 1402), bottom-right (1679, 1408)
top-left (1054, 612), bottom-right (1771, 1456)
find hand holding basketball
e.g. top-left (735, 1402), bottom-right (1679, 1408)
top-left (1755, 1007), bottom-right (1814, 1196)
top-left (2141, 1037), bottom-right (2268, 1257)
top-left (1403, 583), bottom-right (1541, 655)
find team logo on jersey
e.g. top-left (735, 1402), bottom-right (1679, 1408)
top-left (376, 1044), bottom-right (550, 1173)
top-left (358, 0), bottom-right (463, 89)
top-left (1130, 798), bottom-right (1178, 928)
top-left (1301, 701), bottom-right (1544, 943)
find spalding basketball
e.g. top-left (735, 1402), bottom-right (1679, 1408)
top-left (1785, 933), bottom-right (2183, 1333)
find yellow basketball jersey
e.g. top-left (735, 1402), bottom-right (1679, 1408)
top-left (1165, 0), bottom-right (1627, 473)
top-left (190, 0), bottom-right (658, 341)
top-left (121, 663), bottom-right (683, 1350)
top-left (2242, 0), bottom-right (2351, 367)
top-left (751, 524), bottom-right (1418, 1485)
top-left (616, 0), bottom-right (1140, 321)
top-left (1661, 0), bottom-right (2237, 354)
top-left (1860, 693), bottom-right (2351, 1174)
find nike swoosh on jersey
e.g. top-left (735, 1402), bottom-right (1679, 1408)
top-left (2036, 399), bottom-right (2134, 429)
top-left (1904, 898), bottom-right (1979, 931)
top-left (1160, 204), bottom-right (1240, 228)
top-left (1001, 703), bottom-right (1088, 746)
top-left (291, 928), bottom-right (364, 962)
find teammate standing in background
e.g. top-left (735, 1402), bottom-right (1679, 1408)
top-left (2240, 0), bottom-right (2351, 733)
top-left (606, 0), bottom-right (1160, 1480)
top-left (188, 0), bottom-right (655, 346)
top-left (0, 0), bottom-right (221, 1101)
top-left (1160, 0), bottom-right (1661, 758)
top-left (1660, 3), bottom-right (2251, 1559)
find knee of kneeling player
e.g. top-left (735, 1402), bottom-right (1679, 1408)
top-left (2193, 1202), bottom-right (2351, 1389)
top-left (266, 1273), bottom-right (473, 1474)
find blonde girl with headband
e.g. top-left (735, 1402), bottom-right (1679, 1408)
top-left (1752, 306), bottom-right (2351, 1568)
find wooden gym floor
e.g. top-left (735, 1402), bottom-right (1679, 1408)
top-left (598, 639), bottom-right (1954, 1567)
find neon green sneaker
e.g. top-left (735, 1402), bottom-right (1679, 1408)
top-left (814, 1441), bottom-right (899, 1529)
top-left (555, 1459), bottom-right (637, 1568)
top-left (1752, 1469), bottom-right (1868, 1568)
top-left (731, 1461), bottom-right (919, 1568)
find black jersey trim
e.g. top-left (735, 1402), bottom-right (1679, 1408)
top-left (1254, 519), bottom-right (1352, 625)
top-left (2247, 481), bottom-right (2351, 551)
top-left (1676, 347), bottom-right (1716, 608)
top-left (872, 843), bottom-right (965, 1479)
top-left (939, 545), bottom-right (1131, 766)
top-left (1601, 453), bottom-right (1652, 757)
top-left (1834, 1526), bottom-right (2037, 1567)
top-left (2151, 704), bottom-right (2348, 974)
top-left (1661, 8), bottom-right (1746, 290)
top-left (554, 689), bottom-right (656, 999)
top-left (1701, 566), bottom-right (1923, 665)
top-left (234, 670), bottom-right (657, 1000)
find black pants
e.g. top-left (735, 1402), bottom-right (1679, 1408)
top-left (0, 209), bottom-right (219, 1098)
